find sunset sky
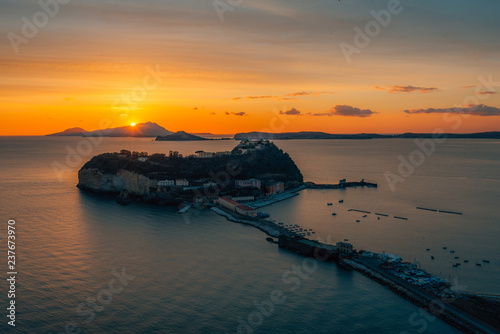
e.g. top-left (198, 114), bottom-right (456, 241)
top-left (1, 0), bottom-right (500, 135)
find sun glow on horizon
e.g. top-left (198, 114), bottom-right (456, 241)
top-left (131, 122), bottom-right (136, 127)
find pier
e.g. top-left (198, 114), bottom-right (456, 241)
top-left (305, 179), bottom-right (377, 189)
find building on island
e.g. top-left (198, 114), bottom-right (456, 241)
top-left (158, 179), bottom-right (189, 187)
top-left (196, 151), bottom-right (232, 158)
top-left (158, 180), bottom-right (175, 187)
top-left (217, 197), bottom-right (257, 218)
top-left (196, 151), bottom-right (214, 158)
top-left (265, 182), bottom-right (284, 195)
top-left (175, 179), bottom-right (189, 187)
top-left (138, 157), bottom-right (148, 162)
top-left (230, 196), bottom-right (255, 202)
top-left (235, 179), bottom-right (261, 189)
top-left (336, 242), bottom-right (354, 254)
top-left (339, 179), bottom-right (347, 188)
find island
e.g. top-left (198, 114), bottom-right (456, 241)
top-left (234, 131), bottom-right (500, 140)
top-left (155, 131), bottom-right (208, 141)
top-left (77, 140), bottom-right (303, 206)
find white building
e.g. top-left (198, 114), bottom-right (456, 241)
top-left (175, 179), bottom-right (189, 187)
top-left (235, 179), bottom-right (261, 189)
top-left (336, 242), bottom-right (354, 254)
top-left (158, 180), bottom-right (175, 187)
top-left (196, 151), bottom-right (215, 158)
top-left (138, 157), bottom-right (148, 162)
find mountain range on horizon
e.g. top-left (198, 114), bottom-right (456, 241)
top-left (47, 122), bottom-right (173, 137)
top-left (46, 123), bottom-right (500, 140)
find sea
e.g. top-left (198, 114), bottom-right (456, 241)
top-left (1, 136), bottom-right (499, 334)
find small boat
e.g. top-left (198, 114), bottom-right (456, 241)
top-left (339, 200), bottom-right (344, 203)
top-left (266, 237), bottom-right (277, 243)
top-left (327, 203), bottom-right (333, 206)
top-left (450, 250), bottom-right (455, 253)
top-left (332, 213), bottom-right (337, 216)
top-left (464, 260), bottom-right (469, 263)
top-left (426, 248), bottom-right (430, 251)
top-left (363, 215), bottom-right (367, 218)
top-left (377, 217), bottom-right (380, 220)
top-left (476, 263), bottom-right (481, 267)
top-left (344, 239), bottom-right (349, 241)
top-left (443, 247), bottom-right (447, 250)
top-left (431, 256), bottom-right (435, 260)
top-left (483, 260), bottom-right (490, 263)
top-left (356, 220), bottom-right (360, 222)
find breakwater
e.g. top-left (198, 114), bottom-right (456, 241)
top-left (305, 179), bottom-right (377, 189)
top-left (343, 259), bottom-right (496, 334)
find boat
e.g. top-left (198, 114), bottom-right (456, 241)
top-left (464, 260), bottom-right (469, 263)
top-left (426, 248), bottom-right (430, 251)
top-left (344, 239), bottom-right (349, 241)
top-left (483, 260), bottom-right (490, 263)
top-left (450, 250), bottom-right (455, 253)
top-left (332, 213), bottom-right (337, 216)
top-left (454, 256), bottom-right (459, 259)
top-left (431, 256), bottom-right (434, 260)
top-left (443, 247), bottom-right (447, 250)
top-left (362, 215), bottom-right (367, 218)
top-left (178, 204), bottom-right (192, 214)
top-left (266, 237), bottom-right (278, 244)
top-left (356, 220), bottom-right (360, 222)
top-left (327, 203), bottom-right (333, 206)
top-left (476, 263), bottom-right (481, 267)
top-left (377, 217), bottom-right (380, 220)
top-left (339, 200), bottom-right (344, 203)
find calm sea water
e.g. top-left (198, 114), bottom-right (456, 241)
top-left (1, 136), bottom-right (498, 333)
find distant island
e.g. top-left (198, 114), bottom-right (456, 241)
top-left (155, 131), bottom-right (208, 141)
top-left (77, 140), bottom-right (303, 206)
top-left (47, 122), bottom-right (172, 137)
top-left (234, 131), bottom-right (500, 140)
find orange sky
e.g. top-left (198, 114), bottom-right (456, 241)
top-left (1, 1), bottom-right (499, 135)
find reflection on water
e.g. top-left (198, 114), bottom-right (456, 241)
top-left (2, 136), bottom-right (496, 333)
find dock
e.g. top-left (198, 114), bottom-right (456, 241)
top-left (305, 179), bottom-right (377, 189)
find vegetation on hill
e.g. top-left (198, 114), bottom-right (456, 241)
top-left (79, 142), bottom-right (303, 185)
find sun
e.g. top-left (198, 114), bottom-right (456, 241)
top-left (131, 122), bottom-right (136, 127)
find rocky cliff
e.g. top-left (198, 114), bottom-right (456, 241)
top-left (77, 168), bottom-right (157, 196)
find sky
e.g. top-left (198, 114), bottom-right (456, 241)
top-left (1, 0), bottom-right (500, 135)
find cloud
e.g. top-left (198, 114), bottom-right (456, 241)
top-left (279, 108), bottom-right (301, 115)
top-left (193, 107), bottom-right (198, 110)
top-left (307, 105), bottom-right (376, 117)
top-left (377, 85), bottom-right (439, 94)
top-left (404, 104), bottom-right (500, 116)
top-left (477, 91), bottom-right (497, 95)
top-left (247, 95), bottom-right (278, 100)
top-left (285, 91), bottom-right (335, 97)
top-left (225, 111), bottom-right (246, 116)
top-left (329, 105), bottom-right (376, 117)
top-left (232, 91), bottom-right (335, 101)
